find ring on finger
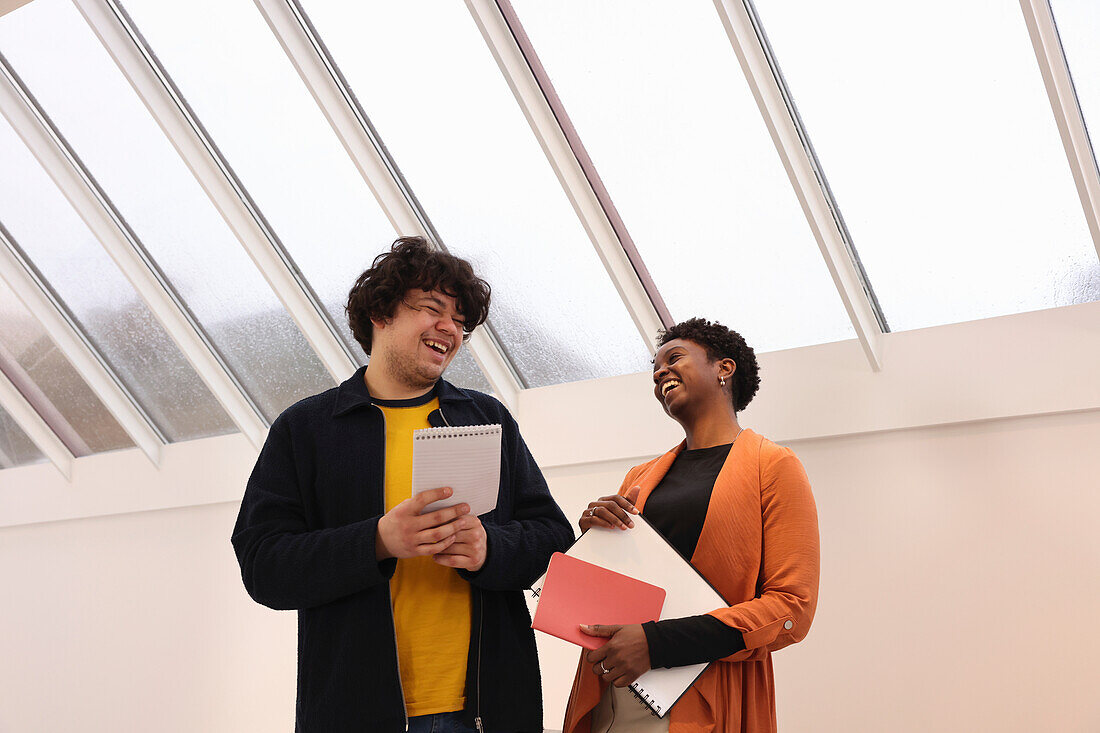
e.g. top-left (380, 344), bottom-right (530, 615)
top-left (598, 662), bottom-right (608, 675)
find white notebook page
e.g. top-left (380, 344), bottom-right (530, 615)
top-left (411, 424), bottom-right (501, 517)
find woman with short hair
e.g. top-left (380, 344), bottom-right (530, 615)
top-left (563, 317), bottom-right (820, 733)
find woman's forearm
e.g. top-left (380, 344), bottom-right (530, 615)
top-left (642, 615), bottom-right (745, 668)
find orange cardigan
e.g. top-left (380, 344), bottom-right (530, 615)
top-left (562, 429), bottom-right (820, 733)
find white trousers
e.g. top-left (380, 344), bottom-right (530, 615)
top-left (590, 684), bottom-right (670, 733)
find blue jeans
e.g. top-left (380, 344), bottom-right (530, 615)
top-left (407, 711), bottom-right (479, 733)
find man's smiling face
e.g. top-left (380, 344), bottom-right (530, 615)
top-left (371, 289), bottom-right (465, 390)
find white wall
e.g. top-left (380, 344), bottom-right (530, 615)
top-left (2, 408), bottom-right (1098, 731)
top-left (0, 502), bottom-right (295, 732)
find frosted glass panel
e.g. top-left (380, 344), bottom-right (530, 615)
top-left (0, 0), bottom-right (334, 422)
top-left (0, 114), bottom-right (234, 442)
top-left (0, 405), bottom-right (44, 468)
top-left (753, 0), bottom-right (1100, 330)
top-left (298, 0), bottom-right (653, 386)
top-left (115, 0), bottom-right (492, 393)
top-left (0, 283), bottom-right (132, 454)
top-left (511, 0), bottom-right (856, 353)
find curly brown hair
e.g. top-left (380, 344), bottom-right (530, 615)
top-left (656, 317), bottom-right (761, 412)
top-left (346, 237), bottom-right (491, 354)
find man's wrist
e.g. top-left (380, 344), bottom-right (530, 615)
top-left (375, 518), bottom-right (394, 561)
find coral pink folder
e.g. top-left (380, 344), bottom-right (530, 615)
top-left (531, 552), bottom-right (666, 650)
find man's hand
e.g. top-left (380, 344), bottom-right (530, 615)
top-left (579, 495), bottom-right (639, 532)
top-left (581, 624), bottom-right (651, 687)
top-left (433, 514), bottom-right (488, 572)
top-left (376, 487), bottom-right (470, 561)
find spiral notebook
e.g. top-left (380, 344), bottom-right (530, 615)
top-left (412, 424), bottom-right (501, 517)
top-left (531, 516), bottom-right (728, 718)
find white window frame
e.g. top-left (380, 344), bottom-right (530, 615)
top-left (72, 0), bottom-right (359, 384)
top-left (0, 56), bottom-right (268, 448)
top-left (712, 0), bottom-right (886, 370)
top-left (253, 0), bottom-right (524, 408)
top-left (1020, 0), bottom-right (1100, 261)
top-left (0, 230), bottom-right (164, 466)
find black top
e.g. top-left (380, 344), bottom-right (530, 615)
top-left (643, 442), bottom-right (731, 560)
top-left (371, 386), bottom-right (438, 409)
top-left (640, 442), bottom-right (746, 668)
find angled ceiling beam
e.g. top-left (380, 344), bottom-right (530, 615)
top-left (0, 365), bottom-right (73, 480)
top-left (712, 0), bottom-right (886, 371)
top-left (1020, 0), bottom-right (1100, 263)
top-left (0, 58), bottom-right (268, 449)
top-left (253, 0), bottom-right (523, 408)
top-left (0, 230), bottom-right (164, 466)
top-left (71, 0), bottom-right (358, 384)
top-left (467, 0), bottom-right (670, 351)
top-left (0, 337), bottom-right (90, 457)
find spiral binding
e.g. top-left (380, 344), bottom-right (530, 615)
top-left (413, 425), bottom-right (502, 440)
top-left (627, 684), bottom-right (663, 717)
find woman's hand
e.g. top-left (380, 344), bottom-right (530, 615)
top-left (578, 495), bottom-right (639, 532)
top-left (582, 624), bottom-right (651, 687)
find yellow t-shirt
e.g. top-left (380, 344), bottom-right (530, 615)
top-left (378, 397), bottom-right (471, 717)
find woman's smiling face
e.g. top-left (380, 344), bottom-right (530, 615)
top-left (652, 338), bottom-right (729, 418)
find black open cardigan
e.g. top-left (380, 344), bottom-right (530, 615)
top-left (232, 367), bottom-right (574, 732)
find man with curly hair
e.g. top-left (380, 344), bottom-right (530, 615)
top-left (232, 237), bottom-right (573, 733)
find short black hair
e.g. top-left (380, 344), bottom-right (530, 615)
top-left (346, 237), bottom-right (491, 354)
top-left (656, 317), bottom-right (760, 412)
